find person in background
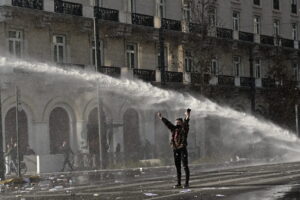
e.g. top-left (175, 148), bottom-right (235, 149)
top-left (60, 141), bottom-right (74, 172)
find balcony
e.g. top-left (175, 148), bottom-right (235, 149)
top-left (12, 0), bottom-right (43, 10)
top-left (281, 38), bottom-right (294, 48)
top-left (98, 66), bottom-right (121, 77)
top-left (54, 0), bottom-right (82, 16)
top-left (133, 69), bottom-right (156, 82)
top-left (165, 71), bottom-right (183, 82)
top-left (216, 28), bottom-right (233, 40)
top-left (281, 80), bottom-right (298, 88)
top-left (262, 78), bottom-right (276, 88)
top-left (240, 77), bottom-right (253, 87)
top-left (94, 7), bottom-right (119, 22)
top-left (161, 18), bottom-right (182, 31)
top-left (132, 13), bottom-right (154, 27)
top-left (189, 23), bottom-right (203, 33)
top-left (260, 35), bottom-right (274, 46)
top-left (218, 75), bottom-right (235, 86)
top-left (191, 73), bottom-right (210, 84)
top-left (239, 31), bottom-right (254, 42)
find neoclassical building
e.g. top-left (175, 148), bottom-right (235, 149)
top-left (0, 0), bottom-right (300, 171)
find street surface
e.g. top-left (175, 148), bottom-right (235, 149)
top-left (2, 161), bottom-right (300, 199)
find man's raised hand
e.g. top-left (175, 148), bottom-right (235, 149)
top-left (157, 112), bottom-right (162, 119)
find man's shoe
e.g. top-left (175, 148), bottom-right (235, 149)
top-left (183, 184), bottom-right (189, 189)
top-left (173, 184), bottom-right (182, 189)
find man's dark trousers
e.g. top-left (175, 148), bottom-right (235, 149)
top-left (173, 147), bottom-right (190, 185)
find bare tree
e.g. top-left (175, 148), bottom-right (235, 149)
top-left (183, 0), bottom-right (219, 93)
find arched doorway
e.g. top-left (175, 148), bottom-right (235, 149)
top-left (49, 107), bottom-right (70, 154)
top-left (154, 111), bottom-right (170, 159)
top-left (87, 107), bottom-right (107, 168)
top-left (123, 109), bottom-right (141, 161)
top-left (5, 107), bottom-right (28, 153)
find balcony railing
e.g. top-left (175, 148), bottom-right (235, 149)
top-left (94, 7), bottom-right (119, 21)
top-left (281, 80), bottom-right (298, 88)
top-left (261, 35), bottom-right (274, 46)
top-left (218, 75), bottom-right (235, 86)
top-left (98, 66), bottom-right (121, 77)
top-left (216, 27), bottom-right (233, 40)
top-left (133, 69), bottom-right (156, 82)
top-left (239, 31), bottom-right (254, 42)
top-left (132, 13), bottom-right (154, 27)
top-left (162, 18), bottom-right (182, 31)
top-left (240, 77), bottom-right (253, 87)
top-left (281, 38), bottom-right (294, 48)
top-left (262, 78), bottom-right (276, 88)
top-left (12, 0), bottom-right (43, 10)
top-left (54, 0), bottom-right (82, 16)
top-left (189, 23), bottom-right (203, 33)
top-left (165, 71), bottom-right (183, 82)
top-left (191, 73), bottom-right (210, 84)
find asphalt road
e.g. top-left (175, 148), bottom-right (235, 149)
top-left (2, 161), bottom-right (300, 199)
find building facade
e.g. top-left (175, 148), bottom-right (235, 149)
top-left (0, 0), bottom-right (299, 171)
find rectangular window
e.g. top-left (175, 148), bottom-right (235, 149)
top-left (292, 23), bottom-right (298, 40)
top-left (253, 16), bottom-right (261, 34)
top-left (293, 63), bottom-right (299, 81)
top-left (8, 30), bottom-right (22, 58)
top-left (211, 59), bottom-right (218, 75)
top-left (53, 35), bottom-right (65, 63)
top-left (184, 51), bottom-right (193, 72)
top-left (253, 0), bottom-right (260, 6)
top-left (158, 0), bottom-right (165, 18)
top-left (233, 11), bottom-right (240, 31)
top-left (255, 58), bottom-right (261, 78)
top-left (233, 56), bottom-right (241, 77)
top-left (292, 0), bottom-right (297, 14)
top-left (92, 40), bottom-right (104, 66)
top-left (157, 46), bottom-right (168, 69)
top-left (208, 7), bottom-right (217, 27)
top-left (126, 43), bottom-right (137, 69)
top-left (273, 0), bottom-right (280, 10)
top-left (183, 0), bottom-right (191, 22)
top-left (273, 19), bottom-right (280, 36)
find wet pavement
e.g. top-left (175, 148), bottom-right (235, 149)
top-left (2, 161), bottom-right (300, 199)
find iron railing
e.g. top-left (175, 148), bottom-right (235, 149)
top-left (132, 13), bottom-right (154, 27)
top-left (216, 27), bottom-right (233, 40)
top-left (281, 38), bottom-right (294, 48)
top-left (12, 0), bottom-right (43, 10)
top-left (189, 23), bottom-right (203, 33)
top-left (262, 78), bottom-right (276, 88)
top-left (191, 73), bottom-right (210, 84)
top-left (161, 18), bottom-right (182, 31)
top-left (218, 75), bottom-right (235, 86)
top-left (260, 35), bottom-right (274, 46)
top-left (54, 0), bottom-right (82, 16)
top-left (94, 7), bottom-right (119, 21)
top-left (133, 69), bottom-right (156, 82)
top-left (240, 77), bottom-right (253, 87)
top-left (98, 66), bottom-right (121, 77)
top-left (165, 71), bottom-right (183, 82)
top-left (239, 31), bottom-right (254, 42)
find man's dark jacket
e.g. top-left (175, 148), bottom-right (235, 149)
top-left (161, 117), bottom-right (189, 149)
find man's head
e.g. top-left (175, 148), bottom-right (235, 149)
top-left (175, 118), bottom-right (183, 126)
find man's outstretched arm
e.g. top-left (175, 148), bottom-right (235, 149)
top-left (157, 112), bottom-right (176, 131)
